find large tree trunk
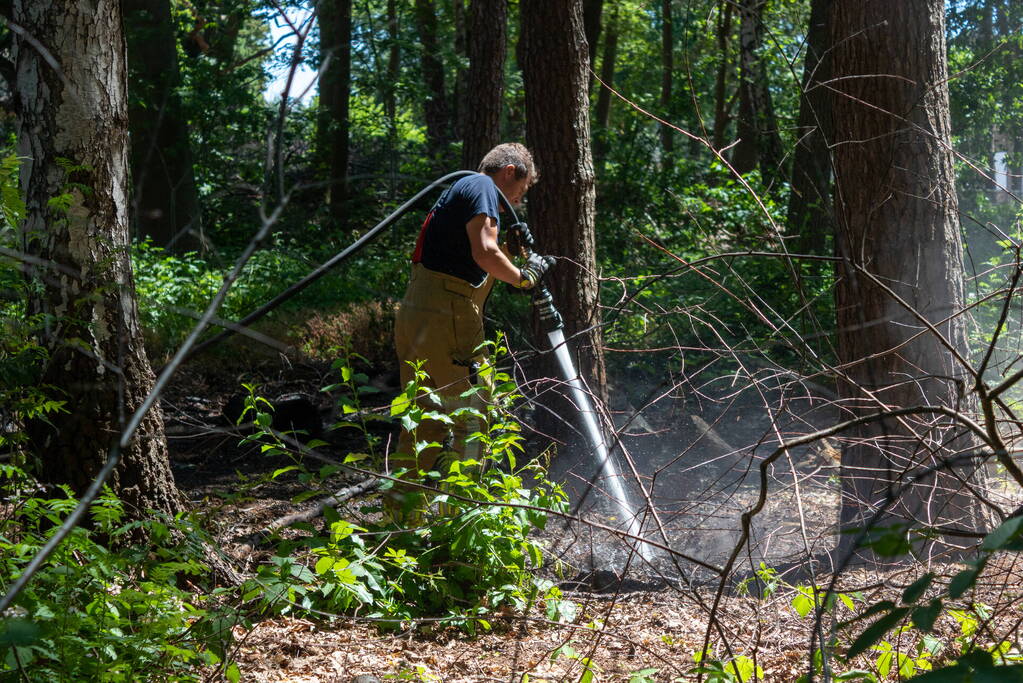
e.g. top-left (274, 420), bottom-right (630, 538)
top-left (520, 0), bottom-right (606, 433)
top-left (829, 0), bottom-right (986, 555)
top-left (14, 0), bottom-right (182, 517)
top-left (785, 0), bottom-right (832, 258)
top-left (122, 0), bottom-right (203, 251)
top-left (317, 0), bottom-right (352, 227)
top-left (461, 0), bottom-right (507, 169)
top-left (732, 0), bottom-right (783, 187)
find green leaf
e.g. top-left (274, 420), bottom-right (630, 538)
top-left (949, 565), bottom-right (983, 599)
top-left (858, 523), bottom-right (912, 557)
top-left (792, 590), bottom-right (815, 618)
top-left (0, 619), bottom-right (40, 646)
top-left (834, 670), bottom-right (878, 681)
top-left (981, 516), bottom-right (1023, 551)
top-left (902, 572), bottom-right (934, 604)
top-left (225, 663), bottom-right (241, 683)
top-left (847, 607), bottom-right (910, 659)
top-left (912, 598), bottom-right (944, 632)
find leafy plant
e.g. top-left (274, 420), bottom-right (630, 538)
top-left (0, 466), bottom-right (242, 681)
top-left (242, 336), bottom-right (571, 633)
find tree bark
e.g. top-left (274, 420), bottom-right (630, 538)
top-left (711, 0), bottom-right (734, 151)
top-left (520, 0), bottom-right (606, 435)
top-left (14, 0), bottom-right (182, 517)
top-left (659, 0), bottom-right (674, 159)
top-left (461, 0), bottom-right (507, 170)
top-left (122, 0), bottom-right (203, 251)
top-left (732, 0), bottom-right (783, 187)
top-left (592, 1), bottom-right (619, 167)
top-left (413, 0), bottom-right (452, 161)
top-left (582, 0), bottom-right (602, 92)
top-left (452, 0), bottom-right (467, 142)
top-left (317, 0), bottom-right (353, 227)
top-left (785, 0), bottom-right (832, 257)
top-left (829, 0), bottom-right (986, 554)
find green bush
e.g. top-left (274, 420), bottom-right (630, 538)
top-left (241, 337), bottom-right (573, 633)
top-left (0, 466), bottom-right (241, 682)
top-left (132, 238), bottom-right (365, 356)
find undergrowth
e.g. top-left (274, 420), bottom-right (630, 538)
top-left (238, 336), bottom-right (574, 634)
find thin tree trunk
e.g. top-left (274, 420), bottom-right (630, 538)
top-left (317, 0), bottom-right (353, 227)
top-left (732, 0), bottom-right (783, 186)
top-left (413, 0), bottom-right (451, 160)
top-left (593, 1), bottom-right (619, 166)
top-left (830, 0), bottom-right (987, 554)
top-left (122, 0), bottom-right (203, 251)
top-left (785, 0), bottom-right (832, 257)
top-left (384, 0), bottom-right (399, 128)
top-left (583, 0), bottom-right (602, 92)
top-left (14, 0), bottom-right (182, 517)
top-left (659, 0), bottom-right (674, 158)
top-left (452, 0), bottom-right (468, 141)
top-left (461, 0), bottom-right (507, 169)
top-left (711, 0), bottom-right (734, 151)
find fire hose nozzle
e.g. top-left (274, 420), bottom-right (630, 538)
top-left (533, 285), bottom-right (564, 331)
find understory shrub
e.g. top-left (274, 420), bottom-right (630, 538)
top-left (0, 466), bottom-right (242, 682)
top-left (132, 239), bottom-right (362, 357)
top-left (240, 336), bottom-right (574, 633)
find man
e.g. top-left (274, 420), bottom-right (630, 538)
top-left (390, 142), bottom-right (553, 518)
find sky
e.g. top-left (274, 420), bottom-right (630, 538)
top-left (263, 8), bottom-right (318, 103)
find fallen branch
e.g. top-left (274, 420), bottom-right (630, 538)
top-left (234, 476), bottom-right (381, 555)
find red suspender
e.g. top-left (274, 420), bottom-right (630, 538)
top-left (410, 210), bottom-right (434, 263)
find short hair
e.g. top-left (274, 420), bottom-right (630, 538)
top-left (478, 142), bottom-right (538, 185)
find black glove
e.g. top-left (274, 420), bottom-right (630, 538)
top-left (518, 252), bottom-right (555, 289)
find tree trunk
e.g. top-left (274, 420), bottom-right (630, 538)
top-left (785, 0), bottom-right (832, 257)
top-left (592, 1), bottom-right (619, 167)
top-left (659, 0), bottom-right (674, 159)
top-left (14, 0), bottom-right (182, 517)
top-left (520, 0), bottom-right (606, 434)
top-left (317, 0), bottom-right (353, 227)
top-left (384, 0), bottom-right (400, 130)
top-left (732, 0), bottom-right (783, 187)
top-left (452, 0), bottom-right (467, 142)
top-left (829, 0), bottom-right (986, 554)
top-left (583, 0), bottom-right (602, 92)
top-left (711, 0), bottom-right (734, 151)
top-left (122, 0), bottom-right (203, 251)
top-left (413, 0), bottom-right (452, 160)
top-left (461, 0), bottom-right (507, 170)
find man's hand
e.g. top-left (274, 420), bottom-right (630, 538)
top-left (518, 253), bottom-right (556, 289)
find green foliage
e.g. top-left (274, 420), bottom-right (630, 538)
top-left (0, 467), bottom-right (241, 681)
top-left (239, 337), bottom-right (571, 633)
top-left (810, 513), bottom-right (1023, 681)
top-left (132, 238), bottom-right (364, 354)
top-left (687, 649), bottom-right (763, 683)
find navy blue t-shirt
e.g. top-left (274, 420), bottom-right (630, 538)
top-left (412, 174), bottom-right (500, 286)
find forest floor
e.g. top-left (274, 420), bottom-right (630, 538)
top-left (163, 352), bottom-right (1023, 683)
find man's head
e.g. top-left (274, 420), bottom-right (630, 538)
top-left (479, 143), bottom-right (538, 206)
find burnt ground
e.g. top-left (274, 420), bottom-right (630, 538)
top-left (162, 352), bottom-right (1023, 682)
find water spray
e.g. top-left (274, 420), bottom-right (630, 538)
top-left (509, 222), bottom-right (652, 562)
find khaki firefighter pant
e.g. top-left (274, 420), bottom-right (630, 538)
top-left (390, 263), bottom-right (495, 517)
